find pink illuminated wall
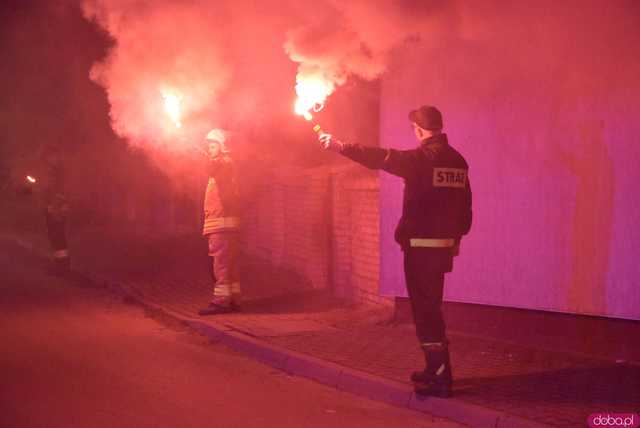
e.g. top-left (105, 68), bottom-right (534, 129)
top-left (378, 1), bottom-right (640, 319)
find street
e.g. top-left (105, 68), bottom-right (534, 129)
top-left (0, 241), bottom-right (461, 428)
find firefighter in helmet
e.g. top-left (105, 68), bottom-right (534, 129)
top-left (318, 105), bottom-right (472, 398)
top-left (198, 129), bottom-right (242, 315)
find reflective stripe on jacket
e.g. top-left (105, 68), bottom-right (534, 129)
top-left (203, 216), bottom-right (240, 234)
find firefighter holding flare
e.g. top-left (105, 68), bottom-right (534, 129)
top-left (317, 105), bottom-right (473, 398)
top-left (198, 129), bottom-right (242, 316)
top-left (22, 143), bottom-right (71, 274)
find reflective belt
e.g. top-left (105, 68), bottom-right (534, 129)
top-left (409, 238), bottom-right (455, 248)
top-left (203, 216), bottom-right (240, 234)
top-left (53, 249), bottom-right (69, 259)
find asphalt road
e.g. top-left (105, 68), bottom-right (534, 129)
top-left (0, 241), bottom-right (462, 428)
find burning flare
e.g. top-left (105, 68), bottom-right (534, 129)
top-left (294, 75), bottom-right (334, 121)
top-left (162, 90), bottom-right (183, 128)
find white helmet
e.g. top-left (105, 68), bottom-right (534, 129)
top-left (205, 128), bottom-right (229, 153)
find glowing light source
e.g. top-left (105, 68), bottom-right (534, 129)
top-left (26, 175), bottom-right (36, 183)
top-left (162, 91), bottom-right (183, 128)
top-left (294, 76), bottom-right (334, 121)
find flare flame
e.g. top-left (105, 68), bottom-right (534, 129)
top-left (294, 75), bottom-right (334, 121)
top-left (162, 91), bottom-right (183, 129)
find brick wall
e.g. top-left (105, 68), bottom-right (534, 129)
top-left (241, 167), bottom-right (330, 290)
top-left (240, 164), bottom-right (392, 307)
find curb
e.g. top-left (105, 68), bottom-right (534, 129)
top-left (92, 275), bottom-right (551, 428)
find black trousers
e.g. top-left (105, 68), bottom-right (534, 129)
top-left (403, 248), bottom-right (449, 344)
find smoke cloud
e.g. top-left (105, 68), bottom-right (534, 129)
top-left (81, 0), bottom-right (450, 151)
top-left (285, 1), bottom-right (448, 89)
top-left (82, 0), bottom-right (234, 150)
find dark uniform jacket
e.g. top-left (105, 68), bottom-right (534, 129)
top-left (340, 133), bottom-right (472, 271)
top-left (202, 154), bottom-right (240, 235)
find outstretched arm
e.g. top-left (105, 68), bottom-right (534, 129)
top-left (318, 132), bottom-right (426, 179)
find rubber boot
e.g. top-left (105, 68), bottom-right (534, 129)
top-left (199, 284), bottom-right (235, 316)
top-left (411, 342), bottom-right (453, 398)
top-left (48, 255), bottom-right (71, 277)
top-left (198, 296), bottom-right (234, 315)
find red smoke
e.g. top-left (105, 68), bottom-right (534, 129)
top-left (285, 1), bottom-right (448, 85)
top-left (81, 0), bottom-right (448, 152)
top-left (82, 0), bottom-right (232, 151)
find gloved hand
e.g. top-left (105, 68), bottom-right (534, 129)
top-left (318, 132), bottom-right (344, 153)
